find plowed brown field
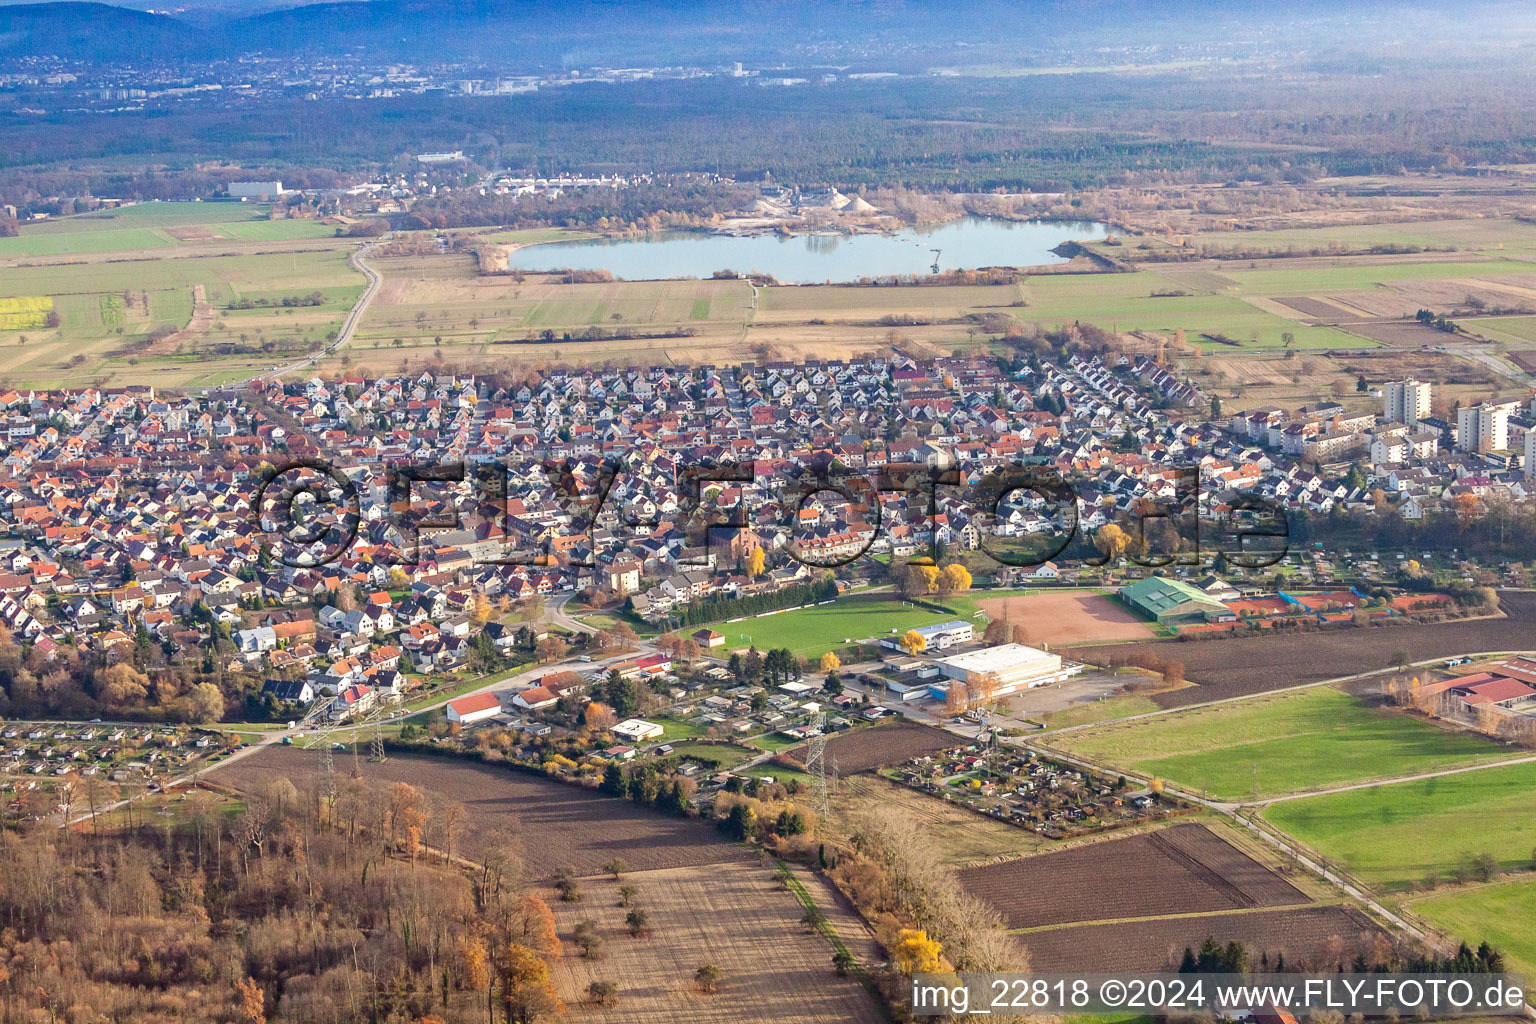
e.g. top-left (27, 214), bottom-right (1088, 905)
top-left (958, 823), bottom-right (1310, 930)
top-left (1023, 905), bottom-right (1384, 973)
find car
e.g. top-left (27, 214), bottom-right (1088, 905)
top-left (578, 654), bottom-right (593, 662)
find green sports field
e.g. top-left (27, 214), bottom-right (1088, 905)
top-left (1412, 877), bottom-right (1536, 977)
top-left (709, 590), bottom-right (982, 659)
top-left (1055, 687), bottom-right (1507, 800)
top-left (1263, 759), bottom-right (1536, 891)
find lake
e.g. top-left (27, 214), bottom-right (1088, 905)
top-left (502, 216), bottom-right (1109, 283)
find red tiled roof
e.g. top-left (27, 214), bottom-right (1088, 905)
top-left (448, 693), bottom-right (500, 716)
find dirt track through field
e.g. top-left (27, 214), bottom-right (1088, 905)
top-left (147, 283), bottom-right (213, 355)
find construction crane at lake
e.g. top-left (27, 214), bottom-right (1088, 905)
top-left (930, 248), bottom-right (942, 273)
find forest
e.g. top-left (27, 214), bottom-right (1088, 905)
top-left (7, 56), bottom-right (1536, 206)
top-left (0, 775), bottom-right (560, 1024)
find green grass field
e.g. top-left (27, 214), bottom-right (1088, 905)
top-left (662, 741), bottom-right (753, 769)
top-left (1460, 316), bottom-right (1536, 346)
top-left (1055, 687), bottom-right (1507, 799)
top-left (1177, 217), bottom-right (1536, 255)
top-left (1412, 877), bottom-right (1536, 977)
top-left (23, 201), bottom-right (272, 231)
top-left (1263, 759), bottom-right (1536, 890)
top-left (483, 227), bottom-right (598, 246)
top-left (0, 246), bottom-right (364, 387)
top-left (710, 590), bottom-right (982, 659)
top-left (1217, 257), bottom-right (1535, 296)
top-left (1041, 693), bottom-right (1161, 730)
top-left (0, 202), bottom-right (335, 256)
top-left (0, 228), bottom-right (174, 257)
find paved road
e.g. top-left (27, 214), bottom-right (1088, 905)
top-left (228, 234), bottom-right (386, 388)
top-left (546, 593), bottom-right (597, 635)
top-left (72, 624), bottom-right (658, 825)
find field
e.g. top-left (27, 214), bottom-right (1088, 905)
top-left (1464, 317), bottom-right (1536, 347)
top-left (958, 823), bottom-right (1311, 929)
top-left (709, 590), bottom-right (979, 659)
top-left (826, 774), bottom-right (1047, 866)
top-left (1074, 590), bottom-right (1536, 707)
top-left (1411, 878), bottom-right (1536, 977)
top-left (800, 719), bottom-right (963, 774)
top-left (1053, 687), bottom-right (1507, 800)
top-left (0, 202), bottom-right (334, 258)
top-left (482, 227), bottom-right (598, 246)
top-left (0, 245), bottom-right (364, 387)
top-left (322, 234), bottom-right (1536, 377)
top-left (1039, 693), bottom-right (1162, 729)
top-left (1193, 347), bottom-right (1500, 412)
top-left (1172, 217), bottom-right (1536, 255)
top-left (1017, 270), bottom-right (1367, 351)
top-left (539, 862), bottom-right (882, 1024)
top-left (216, 746), bottom-right (749, 877)
top-left (1262, 759), bottom-right (1536, 891)
top-left (0, 296), bottom-right (51, 330)
top-left (974, 590), bottom-right (1155, 646)
top-left (221, 745), bottom-right (883, 1023)
top-left (8, 211), bottom-right (1536, 384)
top-left (1021, 905), bottom-right (1384, 973)
top-left (348, 259), bottom-right (758, 371)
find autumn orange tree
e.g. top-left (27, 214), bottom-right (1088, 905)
top-left (234, 976), bottom-right (265, 1024)
top-left (469, 590), bottom-right (492, 627)
top-left (515, 895), bottom-right (562, 955)
top-left (457, 933), bottom-right (490, 993)
top-left (496, 943), bottom-right (565, 1023)
top-left (584, 701), bottom-right (618, 732)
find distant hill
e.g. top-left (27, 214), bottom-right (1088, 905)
top-left (0, 0), bottom-right (1520, 66)
top-left (0, 2), bottom-right (200, 61)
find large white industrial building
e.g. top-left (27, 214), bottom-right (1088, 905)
top-left (932, 643), bottom-right (1071, 697)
